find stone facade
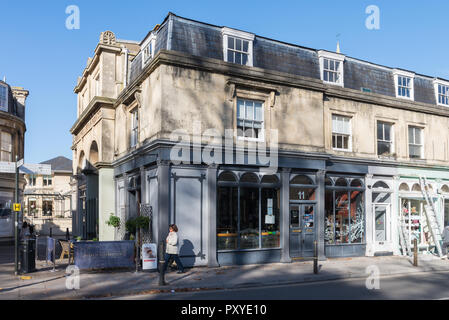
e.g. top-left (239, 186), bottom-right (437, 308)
top-left (0, 81), bottom-right (28, 239)
top-left (23, 156), bottom-right (73, 237)
top-left (71, 13), bottom-right (449, 266)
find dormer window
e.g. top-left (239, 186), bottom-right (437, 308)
top-left (0, 83), bottom-right (8, 112)
top-left (434, 79), bottom-right (449, 106)
top-left (142, 34), bottom-right (156, 67)
top-left (222, 27), bottom-right (254, 67)
top-left (393, 70), bottom-right (414, 100)
top-left (318, 51), bottom-right (345, 86)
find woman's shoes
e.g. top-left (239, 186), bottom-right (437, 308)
top-left (177, 270), bottom-right (185, 274)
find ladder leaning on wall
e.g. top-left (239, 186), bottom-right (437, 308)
top-left (419, 176), bottom-right (444, 257)
top-left (398, 203), bottom-right (412, 257)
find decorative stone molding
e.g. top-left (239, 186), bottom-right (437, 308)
top-left (100, 31), bottom-right (116, 45)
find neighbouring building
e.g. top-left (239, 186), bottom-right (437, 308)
top-left (0, 80), bottom-right (28, 240)
top-left (23, 156), bottom-right (74, 236)
top-left (71, 13), bottom-right (449, 267)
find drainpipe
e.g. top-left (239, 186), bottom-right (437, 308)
top-left (123, 47), bottom-right (129, 88)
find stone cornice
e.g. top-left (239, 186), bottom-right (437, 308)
top-left (70, 96), bottom-right (115, 135)
top-left (0, 110), bottom-right (26, 130)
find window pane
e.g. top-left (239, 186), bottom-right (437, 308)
top-left (217, 187), bottom-right (238, 250)
top-left (254, 102), bottom-right (263, 121)
top-left (378, 141), bottom-right (391, 155)
top-left (227, 50), bottom-right (234, 63)
top-left (350, 190), bottom-right (364, 243)
top-left (240, 187), bottom-right (260, 249)
top-left (332, 134), bottom-right (336, 148)
top-left (408, 127), bottom-right (414, 143)
top-left (343, 136), bottom-right (348, 149)
top-left (377, 122), bottom-right (384, 140)
top-left (261, 188), bottom-right (280, 248)
top-left (237, 100), bottom-right (245, 119)
top-left (335, 191), bottom-right (349, 244)
top-left (242, 54), bottom-right (248, 66)
top-left (236, 39), bottom-right (242, 51)
top-left (325, 189), bottom-right (335, 244)
top-left (228, 36), bottom-right (234, 50)
top-left (414, 128), bottom-right (421, 144)
top-left (243, 40), bottom-right (249, 52)
top-left (246, 101), bottom-right (254, 120)
top-left (384, 123), bottom-right (391, 141)
top-left (235, 52), bottom-right (241, 65)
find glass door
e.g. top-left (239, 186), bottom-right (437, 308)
top-left (289, 204), bottom-right (315, 258)
top-left (373, 204), bottom-right (391, 252)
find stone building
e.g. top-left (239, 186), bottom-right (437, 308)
top-left (23, 156), bottom-right (73, 236)
top-left (0, 80), bottom-right (28, 240)
top-left (71, 13), bottom-right (449, 266)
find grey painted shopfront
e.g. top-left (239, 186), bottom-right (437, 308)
top-left (110, 144), bottom-right (380, 266)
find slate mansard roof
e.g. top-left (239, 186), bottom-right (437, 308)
top-left (0, 80), bottom-right (25, 121)
top-left (128, 13), bottom-right (446, 107)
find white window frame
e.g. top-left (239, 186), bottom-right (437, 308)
top-left (222, 27), bottom-right (254, 67)
top-left (236, 98), bottom-right (265, 142)
top-left (393, 69), bottom-right (415, 101)
top-left (434, 79), bottom-right (449, 107)
top-left (130, 108), bottom-right (139, 148)
top-left (0, 82), bottom-right (8, 112)
top-left (142, 33), bottom-right (156, 68)
top-left (332, 114), bottom-right (352, 151)
top-left (408, 126), bottom-right (424, 159)
top-left (43, 175), bottom-right (53, 187)
top-left (377, 121), bottom-right (394, 157)
top-left (318, 51), bottom-right (345, 87)
top-left (0, 131), bottom-right (12, 162)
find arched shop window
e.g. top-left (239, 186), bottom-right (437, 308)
top-left (290, 175), bottom-right (317, 201)
top-left (399, 183), bottom-right (410, 192)
top-left (372, 180), bottom-right (392, 204)
top-left (335, 178), bottom-right (348, 187)
top-left (373, 181), bottom-right (389, 189)
top-left (441, 185), bottom-right (449, 194)
top-left (218, 171), bottom-right (238, 182)
top-left (350, 179), bottom-right (363, 187)
top-left (217, 171), bottom-right (280, 251)
top-left (412, 184), bottom-right (421, 192)
top-left (325, 176), bottom-right (365, 245)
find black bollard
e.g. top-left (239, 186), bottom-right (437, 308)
top-left (49, 228), bottom-right (52, 238)
top-left (66, 228), bottom-right (70, 241)
top-left (413, 239), bottom-right (418, 267)
top-left (158, 241), bottom-right (167, 286)
top-left (313, 240), bottom-right (318, 274)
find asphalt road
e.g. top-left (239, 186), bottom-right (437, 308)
top-left (113, 270), bottom-right (449, 300)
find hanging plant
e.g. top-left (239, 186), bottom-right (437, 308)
top-left (106, 214), bottom-right (121, 228)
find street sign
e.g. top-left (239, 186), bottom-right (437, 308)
top-left (0, 162), bottom-right (51, 175)
top-left (16, 159), bottom-right (24, 168)
top-left (13, 203), bottom-right (21, 212)
top-left (20, 163), bottom-right (51, 175)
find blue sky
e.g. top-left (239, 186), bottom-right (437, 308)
top-left (1, 0), bottom-right (448, 164)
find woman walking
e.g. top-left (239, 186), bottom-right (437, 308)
top-left (163, 224), bottom-right (185, 274)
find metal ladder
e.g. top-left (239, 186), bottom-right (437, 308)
top-left (419, 176), bottom-right (444, 257)
top-left (398, 206), bottom-right (412, 257)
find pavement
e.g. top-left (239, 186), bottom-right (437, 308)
top-left (0, 243), bottom-right (448, 300)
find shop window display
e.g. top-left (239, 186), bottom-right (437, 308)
top-left (325, 177), bottom-right (365, 245)
top-left (217, 171), bottom-right (280, 251)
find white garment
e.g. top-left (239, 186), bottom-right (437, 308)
top-left (166, 231), bottom-right (179, 254)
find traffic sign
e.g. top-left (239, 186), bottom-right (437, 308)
top-left (13, 203), bottom-right (21, 212)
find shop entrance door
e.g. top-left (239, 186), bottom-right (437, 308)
top-left (373, 204), bottom-right (392, 253)
top-left (289, 204), bottom-right (316, 258)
